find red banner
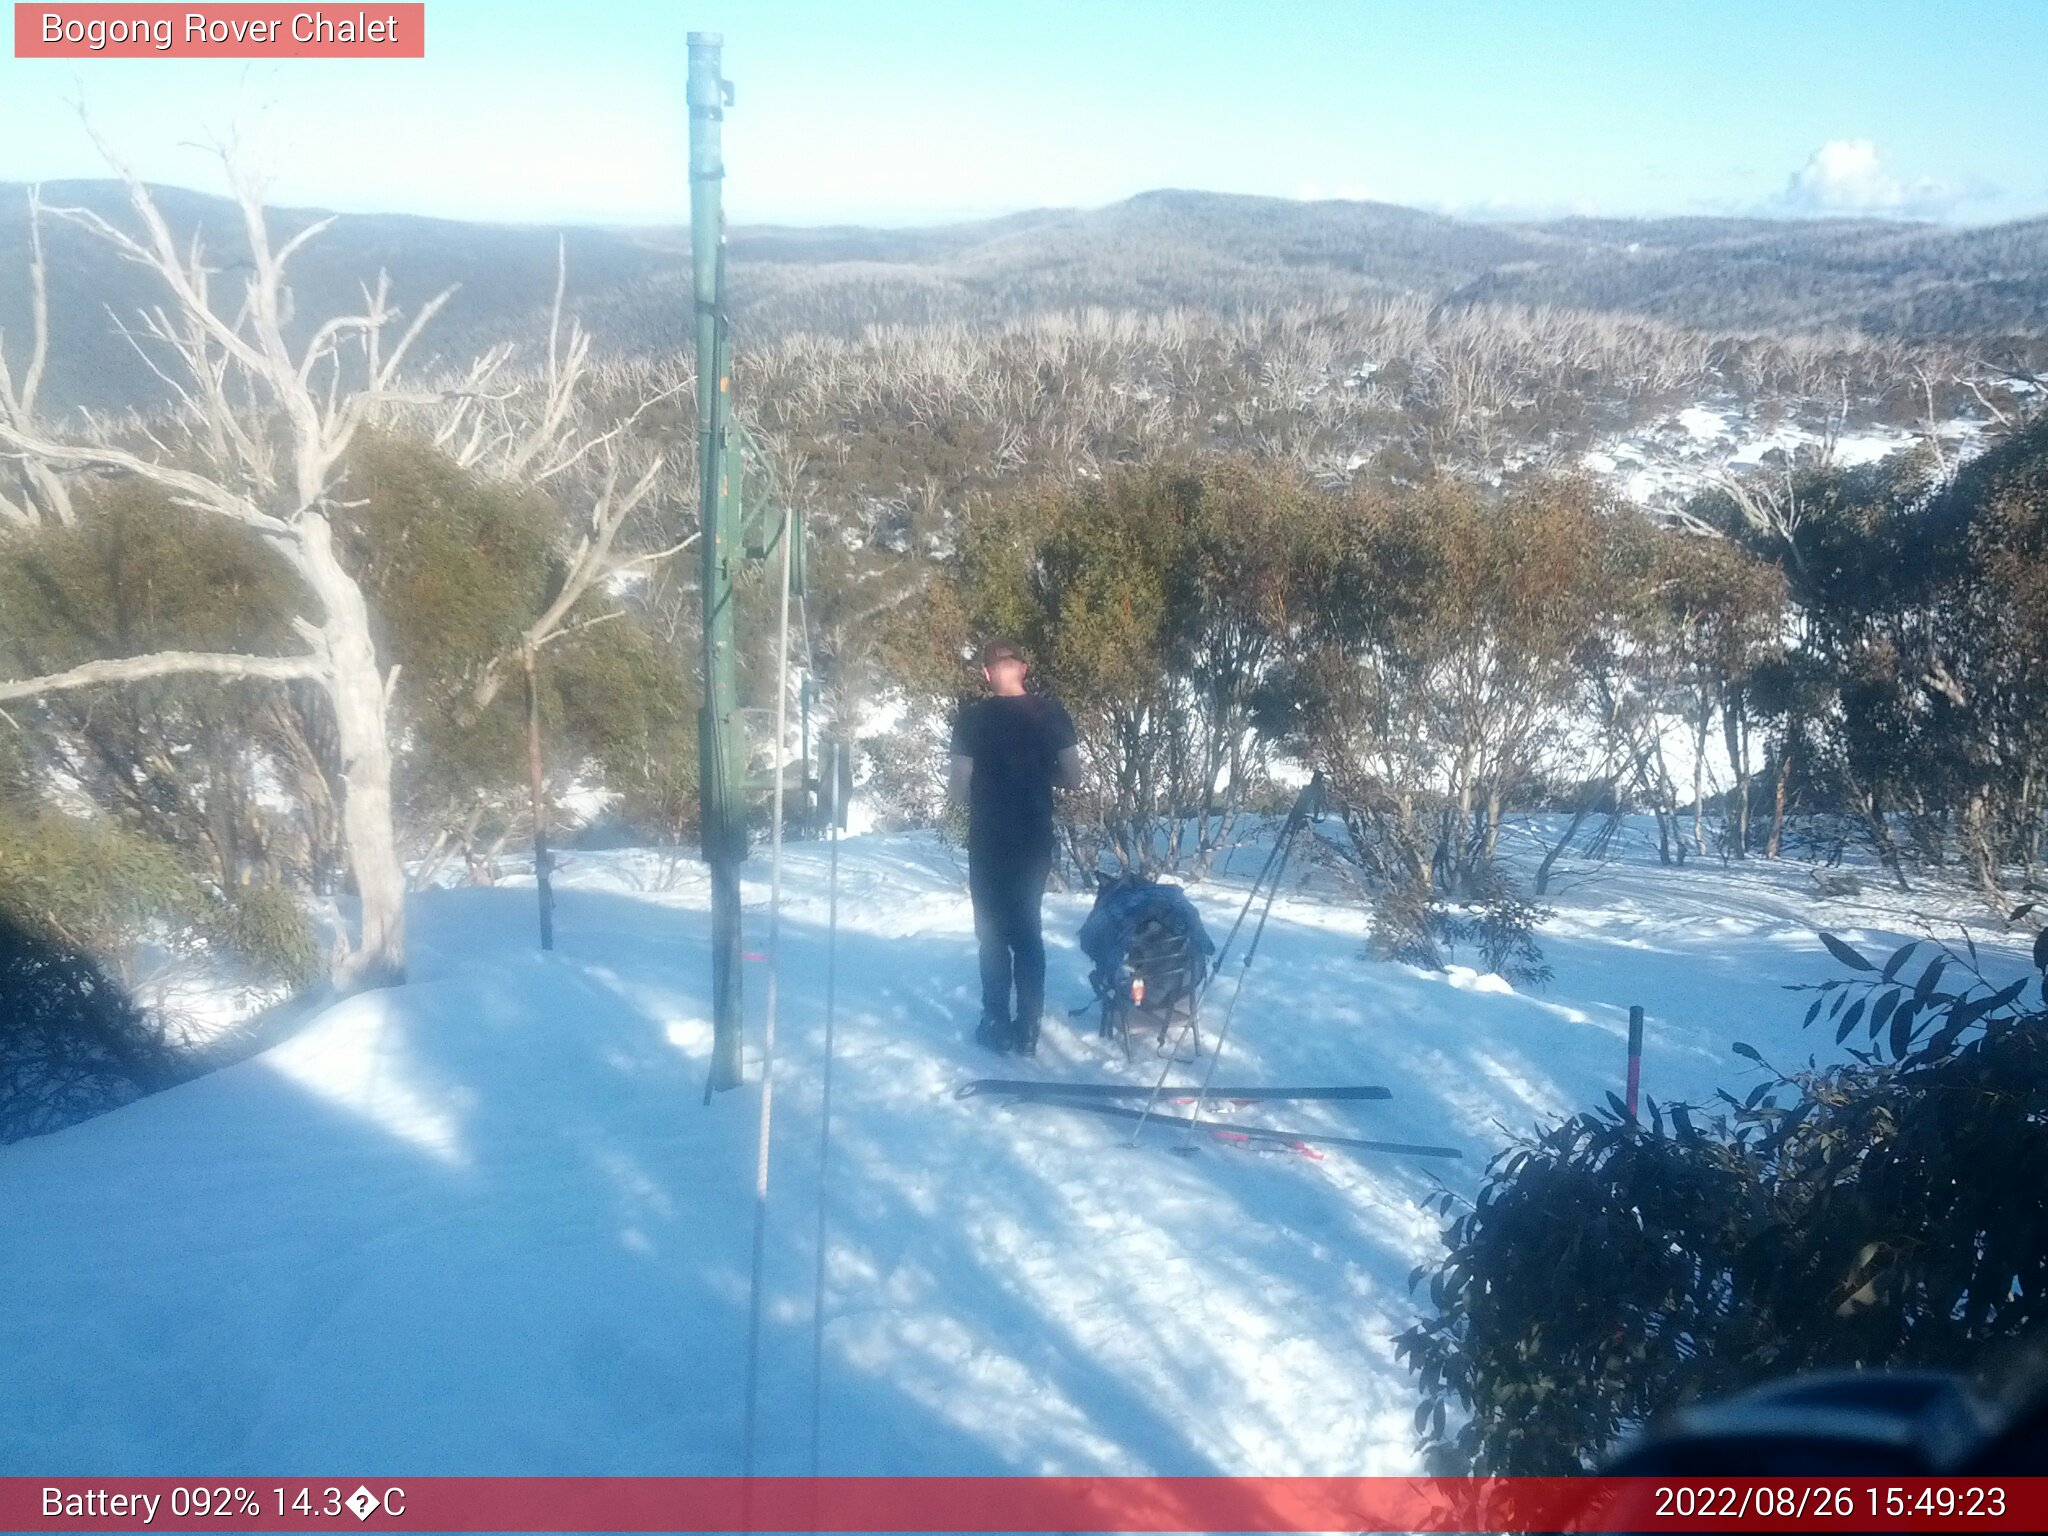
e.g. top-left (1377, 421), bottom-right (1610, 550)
top-left (2, 1476), bottom-right (2045, 1531)
top-left (13, 5), bottom-right (424, 58)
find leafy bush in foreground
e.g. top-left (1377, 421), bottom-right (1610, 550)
top-left (1395, 927), bottom-right (2048, 1473)
top-left (0, 912), bottom-right (175, 1143)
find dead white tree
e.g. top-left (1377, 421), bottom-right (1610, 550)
top-left (398, 247), bottom-right (690, 703)
top-left (1685, 466), bottom-right (1812, 584)
top-left (1911, 359), bottom-right (1951, 475)
top-left (0, 133), bottom-right (467, 991)
top-left (0, 188), bottom-right (77, 527)
top-left (396, 244), bottom-right (694, 926)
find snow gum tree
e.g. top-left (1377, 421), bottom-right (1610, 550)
top-left (919, 454), bottom-right (1325, 874)
top-left (1282, 476), bottom-right (1622, 897)
top-left (0, 147), bottom-right (480, 991)
top-left (1586, 524), bottom-right (1786, 866)
top-left (1685, 417), bottom-right (2048, 899)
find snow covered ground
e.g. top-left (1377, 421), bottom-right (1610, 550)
top-left (3, 825), bottom-right (2034, 1477)
top-left (1580, 399), bottom-right (1987, 511)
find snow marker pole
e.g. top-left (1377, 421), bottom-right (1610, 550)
top-left (1626, 1003), bottom-right (1645, 1122)
top-left (741, 502), bottom-right (794, 1483)
top-left (808, 740), bottom-right (846, 1479)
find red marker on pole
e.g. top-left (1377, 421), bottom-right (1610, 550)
top-left (1625, 1004), bottom-right (1645, 1121)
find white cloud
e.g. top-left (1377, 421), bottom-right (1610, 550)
top-left (1782, 139), bottom-right (1956, 217)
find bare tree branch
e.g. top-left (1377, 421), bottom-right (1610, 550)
top-left (0, 186), bottom-right (76, 525)
top-left (468, 449), bottom-right (667, 709)
top-left (0, 421), bottom-right (290, 535)
top-left (612, 532), bottom-right (700, 571)
top-left (18, 185), bottom-right (50, 414)
top-left (1958, 374), bottom-right (2014, 429)
top-left (535, 608), bottom-right (628, 651)
top-left (1710, 466), bottom-right (1809, 580)
top-left (0, 649), bottom-right (326, 704)
top-left (1, 115), bottom-right (447, 990)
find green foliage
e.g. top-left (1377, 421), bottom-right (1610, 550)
top-left (1440, 873), bottom-right (1556, 987)
top-left (1681, 419), bottom-right (2048, 886)
top-left (0, 427), bottom-right (695, 990)
top-left (910, 454), bottom-right (1325, 871)
top-left (203, 885), bottom-right (324, 992)
top-left (0, 791), bottom-right (288, 1142)
top-left (0, 482), bottom-right (317, 887)
top-left (1397, 933), bottom-right (2048, 1473)
top-left (1, 909), bottom-right (175, 1144)
top-left (0, 480), bottom-right (298, 665)
top-left (1586, 521), bottom-right (1788, 864)
top-left (860, 725), bottom-right (947, 835)
top-left (1286, 476), bottom-right (1648, 897)
top-left (1368, 878), bottom-right (1444, 970)
top-left (1366, 869), bottom-right (1554, 986)
top-left (0, 795), bottom-right (321, 993)
top-left (340, 430), bottom-right (555, 825)
top-left (0, 477), bottom-right (325, 990)
top-left (552, 620), bottom-right (697, 843)
top-left (342, 430), bottom-right (557, 672)
top-left (337, 429), bottom-right (696, 846)
top-left (0, 802), bottom-right (199, 965)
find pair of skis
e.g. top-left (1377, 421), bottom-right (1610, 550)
top-left (962, 779), bottom-right (1461, 1164)
top-left (955, 1078), bottom-right (1463, 1162)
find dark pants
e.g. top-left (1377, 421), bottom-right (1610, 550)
top-left (969, 841), bottom-right (1052, 1038)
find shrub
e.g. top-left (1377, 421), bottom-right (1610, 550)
top-left (0, 911), bottom-right (175, 1143)
top-left (1367, 869), bottom-right (1552, 985)
top-left (0, 798), bottom-right (318, 1140)
top-left (204, 884), bottom-right (324, 992)
top-left (1440, 872), bottom-right (1555, 987)
top-left (1395, 928), bottom-right (2048, 1473)
top-left (1369, 878), bottom-right (1444, 969)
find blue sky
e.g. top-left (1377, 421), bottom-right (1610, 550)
top-left (3, 0), bottom-right (2044, 227)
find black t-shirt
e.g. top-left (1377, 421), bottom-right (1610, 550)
top-left (950, 693), bottom-right (1077, 853)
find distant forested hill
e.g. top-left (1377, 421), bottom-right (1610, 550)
top-left (3, 181), bottom-right (2043, 416)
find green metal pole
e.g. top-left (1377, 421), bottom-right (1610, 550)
top-left (690, 32), bottom-right (745, 1094)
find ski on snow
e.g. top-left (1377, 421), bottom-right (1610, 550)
top-left (954, 1078), bottom-right (1392, 1103)
top-left (983, 1094), bottom-right (1464, 1161)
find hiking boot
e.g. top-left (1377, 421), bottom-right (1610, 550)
top-left (1011, 1018), bottom-right (1041, 1058)
top-left (974, 1014), bottom-right (1013, 1054)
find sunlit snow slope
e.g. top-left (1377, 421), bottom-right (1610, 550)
top-left (2, 828), bottom-right (2031, 1476)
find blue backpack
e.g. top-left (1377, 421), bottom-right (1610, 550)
top-left (1076, 873), bottom-right (1216, 1056)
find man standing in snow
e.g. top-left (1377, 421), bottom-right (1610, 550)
top-left (949, 639), bottom-right (1083, 1056)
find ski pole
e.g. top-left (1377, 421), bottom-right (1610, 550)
top-left (741, 502), bottom-right (795, 1482)
top-left (1126, 813), bottom-right (1286, 1142)
top-left (1173, 836), bottom-right (1293, 1154)
top-left (1127, 775), bottom-right (1321, 1147)
top-left (1206, 826), bottom-right (1288, 982)
top-left (1173, 775), bottom-right (1321, 1154)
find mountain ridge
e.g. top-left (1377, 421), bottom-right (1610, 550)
top-left (3, 180), bottom-right (2043, 415)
